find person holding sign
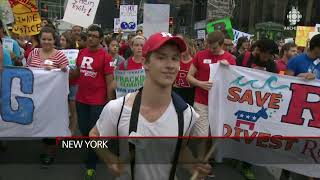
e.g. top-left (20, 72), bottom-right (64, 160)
top-left (60, 31), bottom-right (79, 135)
top-left (70, 24), bottom-right (115, 179)
top-left (26, 26), bottom-right (69, 167)
top-left (187, 31), bottom-right (236, 137)
top-left (118, 35), bottom-right (145, 70)
top-left (90, 32), bottom-right (212, 180)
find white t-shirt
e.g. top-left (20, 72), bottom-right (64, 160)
top-left (96, 93), bottom-right (199, 180)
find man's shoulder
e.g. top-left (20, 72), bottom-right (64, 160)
top-left (289, 54), bottom-right (306, 62)
top-left (196, 49), bottom-right (210, 57)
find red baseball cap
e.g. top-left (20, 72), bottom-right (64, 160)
top-left (142, 32), bottom-right (187, 57)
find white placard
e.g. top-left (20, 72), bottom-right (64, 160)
top-left (120, 5), bottom-right (138, 32)
top-left (2, 38), bottom-right (14, 52)
top-left (114, 18), bottom-right (121, 33)
top-left (197, 30), bottom-right (206, 39)
top-left (61, 49), bottom-right (79, 69)
top-left (143, 4), bottom-right (170, 38)
top-left (63, 0), bottom-right (100, 28)
top-left (0, 0), bottom-right (14, 24)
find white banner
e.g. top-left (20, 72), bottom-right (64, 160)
top-left (61, 49), bottom-right (79, 69)
top-left (209, 64), bottom-right (320, 178)
top-left (115, 69), bottom-right (145, 98)
top-left (232, 29), bottom-right (253, 44)
top-left (63, 0), bottom-right (100, 28)
top-left (114, 18), bottom-right (120, 33)
top-left (0, 67), bottom-right (70, 137)
top-left (143, 4), bottom-right (170, 38)
top-left (120, 5), bottom-right (138, 32)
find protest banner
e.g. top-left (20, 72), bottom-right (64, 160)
top-left (232, 29), bottom-right (253, 44)
top-left (143, 3), bottom-right (170, 38)
top-left (209, 64), bottom-right (320, 178)
top-left (63, 0), bottom-right (100, 28)
top-left (207, 17), bottom-right (234, 39)
top-left (115, 69), bottom-right (145, 98)
top-left (114, 18), bottom-right (120, 33)
top-left (0, 67), bottom-right (70, 137)
top-left (295, 26), bottom-right (315, 47)
top-left (8, 0), bottom-right (41, 36)
top-left (61, 49), bottom-right (79, 69)
top-left (0, 0), bottom-right (14, 24)
top-left (2, 38), bottom-right (14, 51)
top-left (197, 30), bottom-right (206, 40)
top-left (120, 5), bottom-right (138, 32)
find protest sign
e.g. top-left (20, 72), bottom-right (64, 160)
top-left (197, 30), bottom-right (206, 40)
top-left (209, 64), bottom-right (320, 178)
top-left (207, 17), bottom-right (233, 39)
top-left (0, 67), bottom-right (70, 137)
top-left (232, 29), bottom-right (253, 44)
top-left (143, 3), bottom-right (170, 38)
top-left (0, 0), bottom-right (14, 24)
top-left (63, 0), bottom-right (100, 28)
top-left (115, 69), bottom-right (145, 98)
top-left (114, 18), bottom-right (120, 33)
top-left (295, 26), bottom-right (315, 47)
top-left (120, 5), bottom-right (138, 32)
top-left (61, 49), bottom-right (79, 69)
top-left (2, 38), bottom-right (14, 51)
top-left (8, 0), bottom-right (41, 35)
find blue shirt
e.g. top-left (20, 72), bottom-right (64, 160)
top-left (3, 47), bottom-right (13, 66)
top-left (287, 53), bottom-right (320, 79)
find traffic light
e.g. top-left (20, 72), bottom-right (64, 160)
top-left (169, 17), bottom-right (173, 26)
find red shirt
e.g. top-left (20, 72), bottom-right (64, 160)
top-left (118, 57), bottom-right (143, 70)
top-left (175, 59), bottom-right (193, 88)
top-left (76, 48), bottom-right (114, 105)
top-left (276, 59), bottom-right (287, 74)
top-left (26, 48), bottom-right (69, 68)
top-left (193, 49), bottom-right (236, 105)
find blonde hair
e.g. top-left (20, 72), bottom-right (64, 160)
top-left (131, 35), bottom-right (146, 45)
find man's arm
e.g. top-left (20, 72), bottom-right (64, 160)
top-left (187, 64), bottom-right (213, 91)
top-left (89, 126), bottom-right (124, 176)
top-left (106, 74), bottom-right (115, 101)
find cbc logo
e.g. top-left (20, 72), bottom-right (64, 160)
top-left (287, 6), bottom-right (302, 26)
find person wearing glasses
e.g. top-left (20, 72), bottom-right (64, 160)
top-left (70, 24), bottom-right (115, 179)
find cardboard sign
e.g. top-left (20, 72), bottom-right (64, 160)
top-left (120, 5), bottom-right (138, 32)
top-left (9, 0), bottom-right (41, 35)
top-left (2, 38), bottom-right (14, 51)
top-left (207, 17), bottom-right (234, 39)
top-left (61, 49), bottom-right (79, 69)
top-left (63, 0), bottom-right (100, 28)
top-left (197, 30), bottom-right (206, 39)
top-left (295, 26), bottom-right (315, 47)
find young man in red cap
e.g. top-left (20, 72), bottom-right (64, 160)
top-left (90, 32), bottom-right (212, 180)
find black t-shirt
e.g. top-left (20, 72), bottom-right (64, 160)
top-left (236, 52), bottom-right (279, 73)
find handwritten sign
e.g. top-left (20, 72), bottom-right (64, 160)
top-left (295, 26), bottom-right (315, 47)
top-left (115, 69), bottom-right (145, 98)
top-left (0, 0), bottom-right (14, 24)
top-left (8, 0), bottom-right (41, 35)
top-left (2, 38), bottom-right (14, 51)
top-left (120, 5), bottom-right (138, 32)
top-left (197, 30), bottom-right (206, 40)
top-left (61, 49), bottom-right (79, 69)
top-left (63, 0), bottom-right (100, 28)
top-left (114, 18), bottom-right (120, 33)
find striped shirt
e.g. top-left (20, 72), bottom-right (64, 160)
top-left (26, 48), bottom-right (69, 68)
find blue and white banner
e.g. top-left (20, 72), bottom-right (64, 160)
top-left (0, 67), bottom-right (70, 137)
top-left (232, 29), bottom-right (253, 44)
top-left (209, 64), bottom-right (320, 178)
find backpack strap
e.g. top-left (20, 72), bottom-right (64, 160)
top-left (242, 51), bottom-right (251, 67)
top-left (128, 89), bottom-right (188, 180)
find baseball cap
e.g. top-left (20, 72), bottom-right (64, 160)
top-left (142, 32), bottom-right (187, 57)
